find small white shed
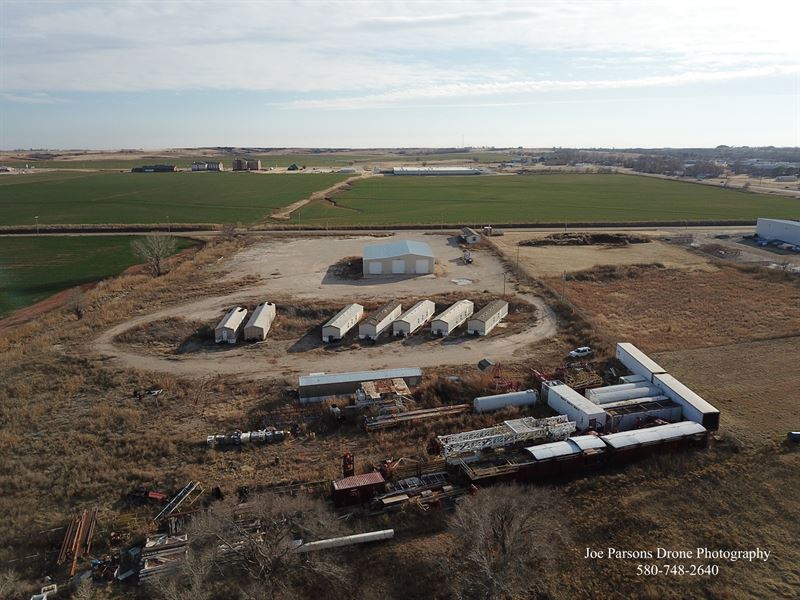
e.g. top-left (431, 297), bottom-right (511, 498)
top-left (467, 300), bottom-right (509, 336)
top-left (431, 299), bottom-right (474, 336)
top-left (359, 300), bottom-right (402, 340)
top-left (461, 227), bottom-right (481, 244)
top-left (393, 300), bottom-right (435, 337)
top-left (244, 302), bottom-right (276, 341)
top-left (215, 307), bottom-right (248, 344)
top-left (322, 303), bottom-right (364, 343)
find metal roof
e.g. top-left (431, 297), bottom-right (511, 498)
top-left (546, 383), bottom-right (608, 416)
top-left (432, 299), bottom-right (473, 324)
top-left (616, 342), bottom-right (666, 375)
top-left (299, 367), bottom-right (422, 388)
top-left (396, 300), bottom-right (434, 323)
top-left (332, 471), bottom-right (385, 490)
top-left (245, 302), bottom-right (275, 329)
top-left (323, 303), bottom-right (363, 329)
top-left (363, 300), bottom-right (401, 326)
top-left (757, 218), bottom-right (800, 226)
top-left (601, 421), bottom-right (706, 449)
top-left (471, 300), bottom-right (508, 322)
top-left (461, 227), bottom-right (480, 236)
top-left (363, 240), bottom-right (434, 260)
top-left (653, 374), bottom-right (720, 415)
top-left (216, 307), bottom-right (247, 330)
top-left (524, 435), bottom-right (606, 460)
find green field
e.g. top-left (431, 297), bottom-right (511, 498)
top-left (297, 174), bottom-right (800, 225)
top-left (0, 171), bottom-right (348, 225)
top-left (2, 151), bottom-right (514, 170)
top-left (0, 236), bottom-right (195, 316)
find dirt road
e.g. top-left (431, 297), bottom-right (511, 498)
top-left (270, 173), bottom-right (373, 220)
top-left (92, 294), bottom-right (556, 379)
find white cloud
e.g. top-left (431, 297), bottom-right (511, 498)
top-left (0, 0), bottom-right (797, 97)
top-left (0, 92), bottom-right (68, 104)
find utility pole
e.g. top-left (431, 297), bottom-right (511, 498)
top-left (516, 243), bottom-right (520, 274)
top-left (167, 215), bottom-right (170, 233)
top-left (34, 215), bottom-right (39, 234)
top-left (503, 272), bottom-right (507, 297)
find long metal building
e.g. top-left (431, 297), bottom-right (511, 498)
top-left (359, 301), bottom-right (402, 340)
top-left (362, 240), bottom-right (435, 277)
top-left (431, 299), bottom-right (474, 336)
top-left (543, 381), bottom-right (608, 431)
top-left (393, 300), bottom-right (435, 336)
top-left (467, 300), bottom-right (509, 336)
top-left (244, 302), bottom-right (276, 341)
top-left (756, 218), bottom-right (800, 245)
top-left (652, 374), bottom-right (720, 429)
top-left (322, 304), bottom-right (364, 343)
top-left (215, 307), bottom-right (248, 344)
top-left (615, 342), bottom-right (666, 382)
top-left (299, 367), bottom-right (423, 403)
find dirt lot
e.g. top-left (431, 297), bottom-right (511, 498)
top-left (494, 232), bottom-right (715, 277)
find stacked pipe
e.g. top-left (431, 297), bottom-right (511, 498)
top-left (207, 428), bottom-right (288, 448)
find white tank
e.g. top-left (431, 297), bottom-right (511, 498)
top-left (586, 382), bottom-right (655, 402)
top-left (473, 389), bottom-right (538, 413)
top-left (589, 386), bottom-right (660, 405)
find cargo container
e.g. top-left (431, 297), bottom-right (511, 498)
top-left (331, 471), bottom-right (386, 508)
top-left (652, 374), bottom-right (720, 430)
top-left (473, 389), bottom-right (538, 413)
top-left (615, 342), bottom-right (666, 382)
top-left (393, 300), bottom-right (435, 336)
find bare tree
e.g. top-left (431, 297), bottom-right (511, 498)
top-left (446, 485), bottom-right (570, 600)
top-left (0, 569), bottom-right (23, 600)
top-left (156, 493), bottom-right (350, 600)
top-left (132, 235), bottom-right (178, 277)
top-left (219, 223), bottom-right (238, 241)
top-left (66, 287), bottom-right (85, 320)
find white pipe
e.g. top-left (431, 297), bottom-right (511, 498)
top-left (293, 529), bottom-right (394, 553)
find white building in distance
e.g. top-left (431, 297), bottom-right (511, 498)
top-left (393, 300), bottom-right (435, 337)
top-left (322, 304), bottom-right (364, 343)
top-left (392, 166), bottom-right (483, 176)
top-left (467, 300), bottom-right (509, 336)
top-left (244, 302), bottom-right (276, 341)
top-left (431, 299), bottom-right (474, 336)
top-left (363, 240), bottom-right (435, 277)
top-left (215, 307), bottom-right (248, 344)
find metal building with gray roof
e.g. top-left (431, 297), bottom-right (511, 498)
top-left (362, 240), bottom-right (435, 277)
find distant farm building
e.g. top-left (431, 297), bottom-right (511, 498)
top-left (192, 161), bottom-right (224, 171)
top-left (467, 300), bottom-right (509, 336)
top-left (393, 300), bottom-right (435, 337)
top-left (131, 164), bottom-right (176, 173)
top-left (362, 240), bottom-right (435, 277)
top-left (215, 307), bottom-right (248, 344)
top-left (233, 158), bottom-right (261, 171)
top-left (756, 218), bottom-right (800, 246)
top-left (774, 175), bottom-right (798, 182)
top-left (359, 300), bottom-right (402, 340)
top-left (431, 299), bottom-right (474, 337)
top-left (244, 302), bottom-right (276, 341)
top-left (461, 227), bottom-right (481, 244)
top-left (322, 303), bottom-right (364, 342)
top-left (391, 166), bottom-right (483, 176)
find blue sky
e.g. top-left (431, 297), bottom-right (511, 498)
top-left (1, 0), bottom-right (798, 149)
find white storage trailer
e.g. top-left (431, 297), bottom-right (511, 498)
top-left (615, 342), bottom-right (667, 382)
top-left (467, 300), bottom-right (509, 336)
top-left (431, 300), bottom-right (474, 336)
top-left (322, 304), bottom-right (364, 343)
top-left (652, 373), bottom-right (720, 429)
top-left (586, 383), bottom-right (661, 405)
top-left (215, 307), bottom-right (248, 344)
top-left (756, 218), bottom-right (800, 245)
top-left (543, 381), bottom-right (608, 431)
top-left (474, 389), bottom-right (538, 413)
top-left (393, 300), bottom-right (435, 337)
top-left (244, 302), bottom-right (276, 341)
top-left (359, 301), bottom-right (402, 340)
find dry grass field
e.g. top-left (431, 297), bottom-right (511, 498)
top-left (2, 233), bottom-right (799, 599)
top-left (547, 265), bottom-right (800, 353)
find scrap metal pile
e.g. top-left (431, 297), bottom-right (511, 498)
top-left (57, 509), bottom-right (97, 577)
top-left (207, 428), bottom-right (289, 448)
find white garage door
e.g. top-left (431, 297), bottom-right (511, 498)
top-left (415, 259), bottom-right (430, 274)
top-left (392, 260), bottom-right (406, 274)
top-left (368, 261), bottom-right (382, 275)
